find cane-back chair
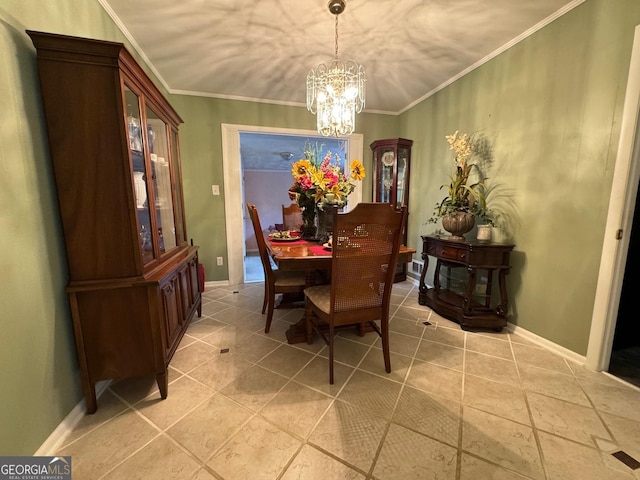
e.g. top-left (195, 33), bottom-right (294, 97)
top-left (303, 203), bottom-right (408, 383)
top-left (247, 203), bottom-right (307, 333)
top-left (282, 203), bottom-right (303, 231)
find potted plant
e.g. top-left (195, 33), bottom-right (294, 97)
top-left (428, 131), bottom-right (495, 240)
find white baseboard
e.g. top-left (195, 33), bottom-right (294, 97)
top-left (204, 280), bottom-right (229, 288)
top-left (506, 322), bottom-right (587, 365)
top-left (405, 277), bottom-right (586, 366)
top-left (35, 380), bottom-right (111, 456)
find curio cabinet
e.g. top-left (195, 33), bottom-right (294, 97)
top-left (371, 138), bottom-right (413, 281)
top-left (28, 31), bottom-right (201, 413)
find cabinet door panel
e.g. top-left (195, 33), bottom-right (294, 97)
top-left (188, 258), bottom-right (200, 305)
top-left (178, 265), bottom-right (191, 318)
top-left (161, 277), bottom-right (181, 354)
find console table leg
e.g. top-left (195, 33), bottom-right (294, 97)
top-left (496, 268), bottom-right (510, 317)
top-left (485, 270), bottom-right (494, 308)
top-left (463, 267), bottom-right (477, 316)
top-left (434, 260), bottom-right (442, 291)
top-left (418, 255), bottom-right (430, 304)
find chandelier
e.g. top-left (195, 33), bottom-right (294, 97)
top-left (306, 0), bottom-right (366, 137)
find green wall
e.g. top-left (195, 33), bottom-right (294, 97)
top-left (1, 0), bottom-right (638, 456)
top-left (400, 0), bottom-right (640, 354)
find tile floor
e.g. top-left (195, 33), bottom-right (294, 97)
top-left (57, 281), bottom-right (640, 479)
top-left (244, 254), bottom-right (264, 283)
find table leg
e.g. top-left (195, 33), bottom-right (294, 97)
top-left (285, 269), bottom-right (324, 344)
top-left (285, 320), bottom-right (308, 344)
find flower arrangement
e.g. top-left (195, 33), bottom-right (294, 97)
top-left (288, 141), bottom-right (365, 238)
top-left (429, 130), bottom-right (494, 226)
top-left (289, 142), bottom-right (365, 206)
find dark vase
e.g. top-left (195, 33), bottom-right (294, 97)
top-left (442, 211), bottom-right (475, 241)
top-left (316, 204), bottom-right (340, 244)
top-left (299, 197), bottom-right (317, 239)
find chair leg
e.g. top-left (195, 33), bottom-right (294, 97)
top-left (261, 283), bottom-right (268, 314)
top-left (329, 323), bottom-right (335, 384)
top-left (265, 293), bottom-right (275, 333)
top-left (358, 322), bottom-right (366, 337)
top-left (381, 319), bottom-right (391, 374)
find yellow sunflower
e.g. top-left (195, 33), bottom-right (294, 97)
top-left (292, 159), bottom-right (313, 180)
top-left (350, 160), bottom-right (366, 181)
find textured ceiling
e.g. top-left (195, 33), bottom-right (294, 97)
top-left (100, 0), bottom-right (581, 114)
top-left (98, 0), bottom-right (581, 170)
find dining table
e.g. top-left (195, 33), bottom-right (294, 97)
top-left (265, 233), bottom-right (417, 344)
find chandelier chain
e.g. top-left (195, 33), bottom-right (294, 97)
top-left (335, 14), bottom-right (339, 58)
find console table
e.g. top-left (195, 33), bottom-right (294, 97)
top-left (418, 235), bottom-right (515, 331)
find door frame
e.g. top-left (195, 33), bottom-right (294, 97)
top-left (586, 24), bottom-right (640, 370)
top-left (221, 124), bottom-right (364, 286)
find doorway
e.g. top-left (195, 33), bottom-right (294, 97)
top-left (239, 132), bottom-right (348, 283)
top-left (587, 24), bottom-right (640, 381)
top-left (608, 188), bottom-right (640, 387)
top-left (221, 124), bottom-right (364, 286)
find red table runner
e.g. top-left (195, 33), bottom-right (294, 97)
top-left (308, 245), bottom-right (331, 256)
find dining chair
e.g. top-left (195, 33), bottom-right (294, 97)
top-left (282, 203), bottom-right (303, 231)
top-left (247, 203), bottom-right (307, 333)
top-left (303, 203), bottom-right (408, 383)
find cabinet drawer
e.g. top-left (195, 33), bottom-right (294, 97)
top-left (438, 246), bottom-right (468, 263)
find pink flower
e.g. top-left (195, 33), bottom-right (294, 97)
top-left (324, 171), bottom-right (339, 188)
top-left (321, 152), bottom-right (332, 169)
top-left (298, 176), bottom-right (313, 190)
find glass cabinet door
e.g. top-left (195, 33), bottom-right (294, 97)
top-left (396, 147), bottom-right (409, 207)
top-left (378, 149), bottom-right (395, 204)
top-left (146, 106), bottom-right (178, 255)
top-left (125, 87), bottom-right (155, 265)
top-left (170, 130), bottom-right (186, 245)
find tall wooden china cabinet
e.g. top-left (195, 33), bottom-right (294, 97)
top-left (371, 138), bottom-right (413, 281)
top-left (28, 31), bottom-right (201, 413)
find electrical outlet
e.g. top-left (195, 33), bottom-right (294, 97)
top-left (216, 256), bottom-right (223, 266)
top-left (211, 185), bottom-right (220, 195)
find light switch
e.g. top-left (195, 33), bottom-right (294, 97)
top-left (212, 185), bottom-right (220, 195)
